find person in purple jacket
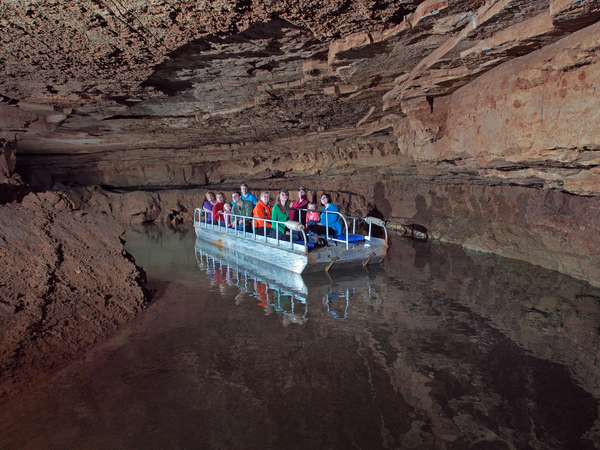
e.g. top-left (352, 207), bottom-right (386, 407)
top-left (202, 191), bottom-right (217, 222)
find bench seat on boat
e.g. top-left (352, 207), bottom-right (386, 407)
top-left (292, 233), bottom-right (366, 248)
top-left (337, 233), bottom-right (366, 243)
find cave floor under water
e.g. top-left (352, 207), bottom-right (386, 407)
top-left (1, 224), bottom-right (599, 450)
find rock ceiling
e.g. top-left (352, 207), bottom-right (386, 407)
top-left (2, 0), bottom-right (597, 154)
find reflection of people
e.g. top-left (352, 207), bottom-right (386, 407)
top-left (273, 291), bottom-right (291, 313)
top-left (254, 281), bottom-right (273, 315)
top-left (253, 191), bottom-right (272, 237)
top-left (231, 191), bottom-right (254, 232)
top-left (290, 186), bottom-right (309, 224)
top-left (240, 183), bottom-right (258, 205)
top-left (308, 193), bottom-right (343, 237)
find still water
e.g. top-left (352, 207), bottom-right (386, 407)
top-left (1, 224), bottom-right (600, 450)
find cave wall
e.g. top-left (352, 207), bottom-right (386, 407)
top-left (10, 16), bottom-right (600, 288)
top-left (307, 21), bottom-right (600, 287)
top-left (359, 179), bottom-right (600, 288)
top-left (394, 20), bottom-right (600, 197)
top-left (371, 21), bottom-right (600, 286)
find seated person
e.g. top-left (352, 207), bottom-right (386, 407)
top-left (307, 193), bottom-right (343, 238)
top-left (231, 191), bottom-right (254, 232)
top-left (290, 186), bottom-right (309, 224)
top-left (240, 183), bottom-right (258, 205)
top-left (270, 188), bottom-right (303, 241)
top-left (202, 191), bottom-right (217, 222)
top-left (215, 202), bottom-right (235, 228)
top-left (211, 192), bottom-right (226, 225)
top-left (306, 202), bottom-right (320, 228)
top-left (252, 191), bottom-right (272, 237)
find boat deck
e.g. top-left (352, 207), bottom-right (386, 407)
top-left (193, 208), bottom-right (388, 274)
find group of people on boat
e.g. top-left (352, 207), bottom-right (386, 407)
top-left (202, 183), bottom-right (344, 240)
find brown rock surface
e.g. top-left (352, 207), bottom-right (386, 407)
top-left (1, 3), bottom-right (600, 293)
top-left (0, 191), bottom-right (150, 399)
top-left (1, 0), bottom-right (593, 155)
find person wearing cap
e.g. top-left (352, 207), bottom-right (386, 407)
top-left (290, 186), bottom-right (309, 225)
top-left (240, 183), bottom-right (258, 205)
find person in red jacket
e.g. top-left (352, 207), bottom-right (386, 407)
top-left (253, 191), bottom-right (272, 237)
top-left (290, 186), bottom-right (309, 224)
top-left (212, 192), bottom-right (226, 225)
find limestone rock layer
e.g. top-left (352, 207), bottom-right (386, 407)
top-left (1, 2), bottom-right (600, 285)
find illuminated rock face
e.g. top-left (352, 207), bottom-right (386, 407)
top-left (0, 191), bottom-right (150, 398)
top-left (1, 1), bottom-right (600, 284)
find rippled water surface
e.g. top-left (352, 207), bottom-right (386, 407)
top-left (1, 224), bottom-right (600, 449)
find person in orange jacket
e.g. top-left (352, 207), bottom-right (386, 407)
top-left (253, 191), bottom-right (272, 237)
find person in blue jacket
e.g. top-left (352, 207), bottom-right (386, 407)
top-left (240, 183), bottom-right (258, 205)
top-left (308, 193), bottom-right (343, 237)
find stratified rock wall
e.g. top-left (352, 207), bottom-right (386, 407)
top-left (368, 180), bottom-right (600, 288)
top-left (17, 129), bottom-right (402, 189)
top-left (391, 20), bottom-right (600, 196)
top-left (4, 3), bottom-right (600, 290)
top-left (0, 191), bottom-right (150, 399)
top-left (445, 21), bottom-right (600, 195)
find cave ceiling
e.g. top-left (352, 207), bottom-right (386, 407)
top-left (0, 0), bottom-right (596, 155)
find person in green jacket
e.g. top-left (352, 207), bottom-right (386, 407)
top-left (270, 188), bottom-right (303, 241)
top-left (231, 191), bottom-right (254, 232)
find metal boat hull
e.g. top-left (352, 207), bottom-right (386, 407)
top-left (194, 224), bottom-right (387, 274)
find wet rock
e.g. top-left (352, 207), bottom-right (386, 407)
top-left (0, 191), bottom-right (150, 400)
top-left (0, 136), bottom-right (28, 205)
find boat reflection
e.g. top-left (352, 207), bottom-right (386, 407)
top-left (194, 237), bottom-right (386, 325)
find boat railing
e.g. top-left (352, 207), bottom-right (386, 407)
top-left (194, 208), bottom-right (309, 251)
top-left (291, 208), bottom-right (388, 249)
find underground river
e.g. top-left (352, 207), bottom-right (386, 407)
top-left (0, 224), bottom-right (599, 449)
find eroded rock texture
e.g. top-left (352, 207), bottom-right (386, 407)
top-left (0, 191), bottom-right (149, 399)
top-left (1, 2), bottom-right (600, 283)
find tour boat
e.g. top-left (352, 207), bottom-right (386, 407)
top-left (193, 207), bottom-right (388, 274)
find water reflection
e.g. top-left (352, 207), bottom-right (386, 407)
top-left (194, 237), bottom-right (386, 326)
top-left (0, 224), bottom-right (598, 449)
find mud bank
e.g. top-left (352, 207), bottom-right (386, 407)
top-left (0, 191), bottom-right (150, 400)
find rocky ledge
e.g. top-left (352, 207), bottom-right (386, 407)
top-left (0, 191), bottom-right (150, 400)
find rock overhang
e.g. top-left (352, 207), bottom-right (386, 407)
top-left (0, 0), bottom-right (599, 197)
